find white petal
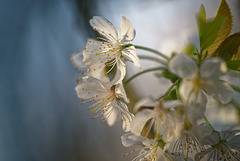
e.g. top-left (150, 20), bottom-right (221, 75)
top-left (121, 133), bottom-right (144, 147)
top-left (71, 52), bottom-right (86, 70)
top-left (179, 79), bottom-right (207, 106)
top-left (200, 57), bottom-right (227, 80)
top-left (204, 80), bottom-right (233, 104)
top-left (170, 153), bottom-right (193, 161)
top-left (117, 100), bottom-right (134, 132)
top-left (82, 39), bottom-right (117, 66)
top-left (117, 15), bottom-right (135, 44)
top-left (104, 106), bottom-right (118, 126)
top-left (88, 64), bottom-right (109, 82)
top-left (110, 58), bottom-right (126, 85)
top-left (115, 83), bottom-right (129, 103)
top-left (133, 96), bottom-right (156, 113)
top-left (89, 16), bottom-right (118, 42)
top-left (75, 77), bottom-right (110, 100)
top-left (197, 123), bottom-right (219, 145)
top-left (122, 46), bottom-right (142, 70)
top-left (131, 109), bottom-right (154, 136)
top-left (169, 54), bottom-right (197, 79)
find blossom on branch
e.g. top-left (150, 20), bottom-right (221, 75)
top-left (75, 76), bottom-right (133, 132)
top-left (82, 16), bottom-right (141, 85)
top-left (169, 54), bottom-right (233, 106)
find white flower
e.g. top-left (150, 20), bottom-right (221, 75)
top-left (131, 98), bottom-right (183, 143)
top-left (169, 54), bottom-right (233, 106)
top-left (121, 133), bottom-right (171, 161)
top-left (195, 123), bottom-right (240, 161)
top-left (71, 52), bottom-right (109, 82)
top-left (75, 76), bottom-right (133, 132)
top-left (82, 15), bottom-right (141, 85)
top-left (170, 117), bottom-right (204, 157)
top-left (121, 133), bottom-right (193, 161)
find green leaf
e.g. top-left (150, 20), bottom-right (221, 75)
top-left (198, 17), bottom-right (226, 52)
top-left (206, 0), bottom-right (232, 55)
top-left (161, 70), bottom-right (179, 82)
top-left (226, 59), bottom-right (240, 71)
top-left (163, 89), bottom-right (177, 100)
top-left (197, 4), bottom-right (226, 52)
top-left (213, 32), bottom-right (240, 60)
top-left (183, 43), bottom-right (197, 56)
top-left (197, 4), bottom-right (206, 22)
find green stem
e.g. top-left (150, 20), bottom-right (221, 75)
top-left (176, 81), bottom-right (180, 99)
top-left (164, 79), bottom-right (181, 97)
top-left (203, 115), bottom-right (221, 140)
top-left (134, 45), bottom-right (169, 60)
top-left (123, 67), bottom-right (166, 87)
top-left (138, 55), bottom-right (168, 66)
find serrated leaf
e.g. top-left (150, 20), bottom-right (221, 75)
top-left (198, 16), bottom-right (226, 52)
top-left (226, 59), bottom-right (240, 71)
top-left (206, 0), bottom-right (232, 55)
top-left (214, 32), bottom-right (240, 60)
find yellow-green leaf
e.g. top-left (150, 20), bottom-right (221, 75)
top-left (183, 43), bottom-right (197, 56)
top-left (226, 59), bottom-right (240, 71)
top-left (206, 0), bottom-right (232, 55)
top-left (198, 16), bottom-right (226, 52)
top-left (197, 4), bottom-right (206, 22)
top-left (214, 32), bottom-right (240, 60)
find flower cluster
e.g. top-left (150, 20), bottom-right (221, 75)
top-left (72, 15), bottom-right (141, 132)
top-left (72, 0), bottom-right (240, 160)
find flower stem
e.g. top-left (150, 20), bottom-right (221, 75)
top-left (123, 67), bottom-right (166, 87)
top-left (176, 80), bottom-right (180, 99)
top-left (203, 115), bottom-right (221, 140)
top-left (164, 79), bottom-right (181, 97)
top-left (138, 55), bottom-right (168, 66)
top-left (134, 45), bottom-right (169, 60)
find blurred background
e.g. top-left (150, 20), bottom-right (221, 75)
top-left (0, 0), bottom-right (239, 161)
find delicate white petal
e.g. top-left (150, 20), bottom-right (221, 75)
top-left (117, 15), bottom-right (135, 44)
top-left (179, 79), bottom-right (207, 106)
top-left (204, 80), bottom-right (233, 104)
top-left (104, 106), bottom-right (118, 126)
top-left (110, 58), bottom-right (126, 85)
top-left (170, 153), bottom-right (193, 161)
top-left (117, 100), bottom-right (134, 132)
top-left (88, 64), bottom-right (109, 82)
top-left (122, 46), bottom-right (141, 70)
top-left (115, 83), bottom-right (129, 103)
top-left (200, 57), bottom-right (227, 80)
top-left (155, 148), bottom-right (172, 161)
top-left (133, 96), bottom-right (156, 113)
top-left (169, 54), bottom-right (197, 79)
top-left (194, 148), bottom-right (213, 161)
top-left (221, 70), bottom-right (240, 88)
top-left (184, 104), bottom-right (204, 122)
top-left (71, 52), bottom-right (86, 70)
top-left (89, 16), bottom-right (118, 41)
top-left (82, 39), bottom-right (117, 66)
top-left (197, 123), bottom-right (219, 145)
top-left (131, 109), bottom-right (154, 136)
top-left (75, 77), bottom-right (110, 100)
top-left (162, 100), bottom-right (182, 109)
top-left (121, 133), bottom-right (144, 147)
top-left (162, 112), bottom-right (183, 142)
